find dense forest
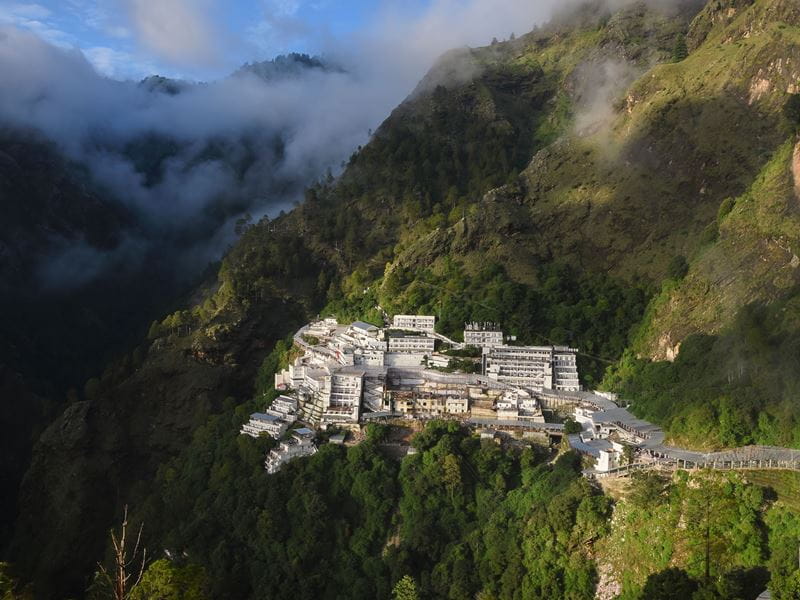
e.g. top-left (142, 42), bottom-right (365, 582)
top-left (5, 0), bottom-right (800, 597)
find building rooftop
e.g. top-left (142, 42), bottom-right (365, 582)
top-left (464, 322), bottom-right (501, 332)
top-left (351, 321), bottom-right (379, 332)
top-left (568, 435), bottom-right (613, 457)
top-left (334, 366), bottom-right (368, 377)
top-left (251, 412), bottom-right (281, 422)
top-left (468, 417), bottom-right (564, 431)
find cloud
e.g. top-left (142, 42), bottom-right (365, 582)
top-left (0, 1), bottom-right (75, 46)
top-left (83, 45), bottom-right (156, 79)
top-left (124, 0), bottom-right (221, 67)
top-left (0, 0), bottom-right (615, 289)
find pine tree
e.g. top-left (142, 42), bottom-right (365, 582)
top-left (672, 34), bottom-right (688, 62)
top-left (393, 575), bottom-right (419, 600)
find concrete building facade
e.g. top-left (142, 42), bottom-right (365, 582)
top-left (483, 345), bottom-right (580, 392)
top-left (241, 413), bottom-right (289, 439)
top-left (321, 369), bottom-right (364, 424)
top-left (265, 428), bottom-right (317, 474)
top-left (392, 314), bottom-right (436, 333)
top-left (464, 322), bottom-right (503, 348)
top-left (387, 334), bottom-right (435, 354)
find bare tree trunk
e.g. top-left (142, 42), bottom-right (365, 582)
top-left (97, 505), bottom-right (147, 600)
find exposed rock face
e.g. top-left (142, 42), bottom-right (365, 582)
top-left (793, 140), bottom-right (800, 200)
top-left (658, 333), bottom-right (683, 362)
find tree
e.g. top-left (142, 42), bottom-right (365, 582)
top-left (0, 563), bottom-right (32, 600)
top-left (667, 255), bottom-right (689, 280)
top-left (563, 418), bottom-right (583, 434)
top-left (393, 575), bottom-right (419, 600)
top-left (129, 560), bottom-right (209, 600)
top-left (784, 94), bottom-right (800, 128)
top-left (639, 568), bottom-right (698, 599)
top-left (91, 506), bottom-right (147, 600)
top-left (622, 444), bottom-right (635, 466)
top-left (672, 34), bottom-right (688, 62)
top-left (442, 454), bottom-right (462, 502)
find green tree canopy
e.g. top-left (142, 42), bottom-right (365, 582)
top-left (129, 560), bottom-right (209, 600)
top-left (392, 575), bottom-right (419, 600)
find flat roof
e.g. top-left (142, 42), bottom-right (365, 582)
top-left (468, 417), bottom-right (564, 431)
top-left (388, 332), bottom-right (434, 339)
top-left (251, 412), bottom-right (281, 422)
top-left (334, 366), bottom-right (367, 376)
top-left (568, 434), bottom-right (613, 457)
top-left (351, 321), bottom-right (379, 331)
top-left (294, 427), bottom-right (314, 435)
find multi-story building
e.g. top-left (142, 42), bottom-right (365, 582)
top-left (392, 314), bottom-right (436, 333)
top-left (464, 322), bottom-right (503, 348)
top-left (393, 392), bottom-right (468, 416)
top-left (241, 412), bottom-right (290, 439)
top-left (483, 345), bottom-right (580, 392)
top-left (387, 334), bottom-right (435, 354)
top-left (266, 395), bottom-right (298, 420)
top-left (265, 428), bottom-right (317, 474)
top-left (241, 395), bottom-right (299, 439)
top-left (353, 348), bottom-right (385, 366)
top-left (552, 348), bottom-right (580, 391)
top-left (321, 368), bottom-right (364, 424)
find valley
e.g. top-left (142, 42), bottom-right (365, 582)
top-left (3, 0), bottom-right (800, 598)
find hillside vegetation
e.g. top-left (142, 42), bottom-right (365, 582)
top-left (8, 0), bottom-right (800, 596)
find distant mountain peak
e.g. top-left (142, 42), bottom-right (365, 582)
top-left (138, 75), bottom-right (191, 96)
top-left (233, 52), bottom-right (343, 81)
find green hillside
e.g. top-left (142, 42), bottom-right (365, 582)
top-left (8, 0), bottom-right (800, 597)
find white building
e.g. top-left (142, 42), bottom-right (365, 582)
top-left (464, 322), bottom-right (503, 348)
top-left (265, 428), bottom-right (317, 474)
top-left (265, 395), bottom-right (298, 420)
top-left (241, 413), bottom-right (289, 439)
top-left (552, 347), bottom-right (580, 391)
top-left (350, 321), bottom-right (382, 337)
top-left (568, 435), bottom-right (627, 473)
top-left (483, 345), bottom-right (580, 392)
top-left (393, 392), bottom-right (469, 416)
top-left (491, 388), bottom-right (544, 422)
top-left (305, 318), bottom-right (339, 338)
top-left (353, 348), bottom-right (385, 366)
top-left (392, 314), bottom-right (436, 333)
top-left (321, 368), bottom-right (364, 424)
top-left (387, 334), bottom-right (435, 354)
top-left (427, 355), bottom-right (450, 369)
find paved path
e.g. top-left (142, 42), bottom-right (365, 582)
top-left (540, 390), bottom-right (800, 477)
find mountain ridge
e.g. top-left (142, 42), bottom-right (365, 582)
top-left (6, 0), bottom-right (800, 596)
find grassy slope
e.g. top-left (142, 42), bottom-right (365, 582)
top-left (14, 0), bottom-right (800, 594)
top-left (634, 0), bottom-right (800, 358)
top-left (597, 0), bottom-right (800, 450)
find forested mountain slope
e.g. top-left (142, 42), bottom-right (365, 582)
top-left (8, 0), bottom-right (800, 597)
top-left (0, 53), bottom-right (347, 568)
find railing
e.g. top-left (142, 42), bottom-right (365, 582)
top-left (588, 454), bottom-right (800, 479)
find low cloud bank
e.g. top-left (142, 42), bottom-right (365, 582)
top-left (0, 0), bottom-right (673, 288)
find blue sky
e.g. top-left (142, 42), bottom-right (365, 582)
top-left (0, 0), bottom-right (440, 80)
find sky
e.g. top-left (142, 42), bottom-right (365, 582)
top-left (0, 0), bottom-right (452, 80)
top-left (0, 0), bottom-right (572, 288)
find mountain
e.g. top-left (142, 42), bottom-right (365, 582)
top-left (0, 52), bottom-right (351, 568)
top-left (5, 0), bottom-right (800, 597)
top-left (233, 53), bottom-right (341, 81)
